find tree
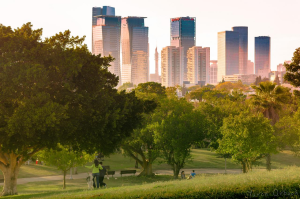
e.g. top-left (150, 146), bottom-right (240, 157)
top-left (0, 23), bottom-right (150, 196)
top-left (121, 82), bottom-right (165, 176)
top-left (274, 75), bottom-right (281, 85)
top-left (254, 76), bottom-right (262, 85)
top-left (39, 145), bottom-right (93, 189)
top-left (217, 112), bottom-right (277, 173)
top-left (154, 99), bottom-right (208, 178)
top-left (250, 81), bottom-right (291, 171)
top-left (215, 81), bottom-right (249, 93)
top-left (185, 87), bottom-right (212, 101)
top-left (284, 47), bottom-right (300, 87)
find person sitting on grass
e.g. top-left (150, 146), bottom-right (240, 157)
top-left (85, 159), bottom-right (103, 188)
top-left (181, 171), bottom-right (185, 179)
top-left (190, 170), bottom-right (196, 178)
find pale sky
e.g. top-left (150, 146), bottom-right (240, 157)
top-left (1, 0), bottom-right (300, 73)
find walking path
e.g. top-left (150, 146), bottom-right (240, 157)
top-left (0, 169), bottom-right (241, 186)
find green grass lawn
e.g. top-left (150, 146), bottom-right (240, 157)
top-left (3, 167), bottom-right (300, 199)
top-left (1, 149), bottom-right (300, 179)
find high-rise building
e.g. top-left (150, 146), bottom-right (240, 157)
top-left (255, 36), bottom-right (271, 78)
top-left (121, 17), bottom-right (149, 86)
top-left (92, 6), bottom-right (115, 26)
top-left (170, 17), bottom-right (196, 81)
top-left (217, 31), bottom-right (239, 82)
top-left (277, 60), bottom-right (290, 72)
top-left (210, 60), bottom-right (218, 84)
top-left (232, 26), bottom-right (248, 74)
top-left (92, 15), bottom-right (121, 83)
top-left (246, 60), bottom-right (254, 74)
top-left (187, 46), bottom-right (210, 85)
top-left (150, 47), bottom-right (161, 83)
top-left (161, 46), bottom-right (184, 87)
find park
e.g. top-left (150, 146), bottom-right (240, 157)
top-left (0, 23), bottom-right (300, 198)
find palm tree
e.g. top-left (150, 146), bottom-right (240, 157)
top-left (250, 81), bottom-right (291, 171)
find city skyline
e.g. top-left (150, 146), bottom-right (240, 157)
top-left (1, 0), bottom-right (300, 74)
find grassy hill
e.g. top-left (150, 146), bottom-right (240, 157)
top-left (3, 167), bottom-right (300, 199)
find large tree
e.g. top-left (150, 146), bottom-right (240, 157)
top-left (284, 47), bottom-right (300, 87)
top-left (154, 98), bottom-right (208, 178)
top-left (0, 23), bottom-right (149, 196)
top-left (217, 112), bottom-right (277, 173)
top-left (250, 81), bottom-right (291, 171)
top-left (121, 82), bottom-right (163, 176)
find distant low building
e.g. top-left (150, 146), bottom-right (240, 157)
top-left (223, 74), bottom-right (257, 85)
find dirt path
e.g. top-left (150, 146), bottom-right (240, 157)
top-left (0, 169), bottom-right (242, 186)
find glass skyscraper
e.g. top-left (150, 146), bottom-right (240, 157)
top-left (121, 17), bottom-right (149, 85)
top-left (170, 17), bottom-right (196, 81)
top-left (255, 36), bottom-right (271, 78)
top-left (217, 31), bottom-right (239, 82)
top-left (92, 6), bottom-right (115, 26)
top-left (232, 26), bottom-right (248, 74)
top-left (92, 6), bottom-right (121, 85)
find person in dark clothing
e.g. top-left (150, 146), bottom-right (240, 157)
top-left (99, 162), bottom-right (107, 187)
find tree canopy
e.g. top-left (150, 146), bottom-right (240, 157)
top-left (284, 48), bottom-right (300, 87)
top-left (0, 23), bottom-right (151, 196)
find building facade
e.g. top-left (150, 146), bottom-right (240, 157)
top-left (121, 17), bottom-right (149, 86)
top-left (170, 17), bottom-right (196, 81)
top-left (246, 60), bottom-right (254, 74)
top-left (232, 26), bottom-right (248, 75)
top-left (210, 60), bottom-right (218, 84)
top-left (223, 74), bottom-right (257, 85)
top-left (217, 31), bottom-right (239, 82)
top-left (187, 46), bottom-right (210, 85)
top-left (161, 46), bottom-right (184, 87)
top-left (92, 6), bottom-right (115, 26)
top-left (92, 15), bottom-right (121, 83)
top-left (255, 36), bottom-right (271, 78)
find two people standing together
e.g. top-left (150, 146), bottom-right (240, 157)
top-left (86, 159), bottom-right (107, 188)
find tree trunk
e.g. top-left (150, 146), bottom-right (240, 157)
top-left (1, 162), bottom-right (20, 196)
top-left (242, 161), bottom-right (248, 173)
top-left (74, 167), bottom-right (78, 175)
top-left (225, 158), bottom-right (227, 174)
top-left (63, 171), bottom-right (66, 189)
top-left (138, 161), bottom-right (153, 176)
top-left (135, 153), bottom-right (139, 169)
top-left (266, 154), bottom-right (271, 171)
top-left (173, 164), bottom-right (180, 179)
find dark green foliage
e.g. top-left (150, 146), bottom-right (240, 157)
top-left (284, 47), bottom-right (300, 87)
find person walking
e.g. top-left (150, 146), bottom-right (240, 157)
top-left (99, 162), bottom-right (107, 187)
top-left (85, 159), bottom-right (103, 188)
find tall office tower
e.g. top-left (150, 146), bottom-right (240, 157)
top-left (217, 31), bottom-right (239, 82)
top-left (121, 17), bottom-right (149, 85)
top-left (92, 15), bottom-right (121, 84)
top-left (255, 36), bottom-right (271, 78)
top-left (161, 46), bottom-right (184, 87)
top-left (210, 60), bottom-right (218, 84)
top-left (246, 60), bottom-right (254, 74)
top-left (277, 61), bottom-right (290, 72)
top-left (232, 27), bottom-right (248, 74)
top-left (150, 47), bottom-right (161, 82)
top-left (92, 6), bottom-right (115, 26)
top-left (170, 17), bottom-right (196, 81)
top-left (187, 47), bottom-right (210, 85)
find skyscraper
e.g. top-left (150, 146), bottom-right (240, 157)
top-left (170, 17), bottom-right (196, 81)
top-left (161, 46), bottom-right (184, 87)
top-left (187, 46), bottom-right (210, 85)
top-left (232, 26), bottom-right (248, 74)
top-left (246, 60), bottom-right (254, 74)
top-left (210, 60), bottom-right (218, 85)
top-left (92, 6), bottom-right (115, 26)
top-left (255, 36), bottom-right (271, 78)
top-left (150, 47), bottom-right (161, 83)
top-left (121, 17), bottom-right (149, 86)
top-left (217, 31), bottom-right (239, 82)
top-left (92, 15), bottom-right (121, 83)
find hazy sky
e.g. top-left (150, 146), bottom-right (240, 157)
top-left (1, 0), bottom-right (300, 73)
